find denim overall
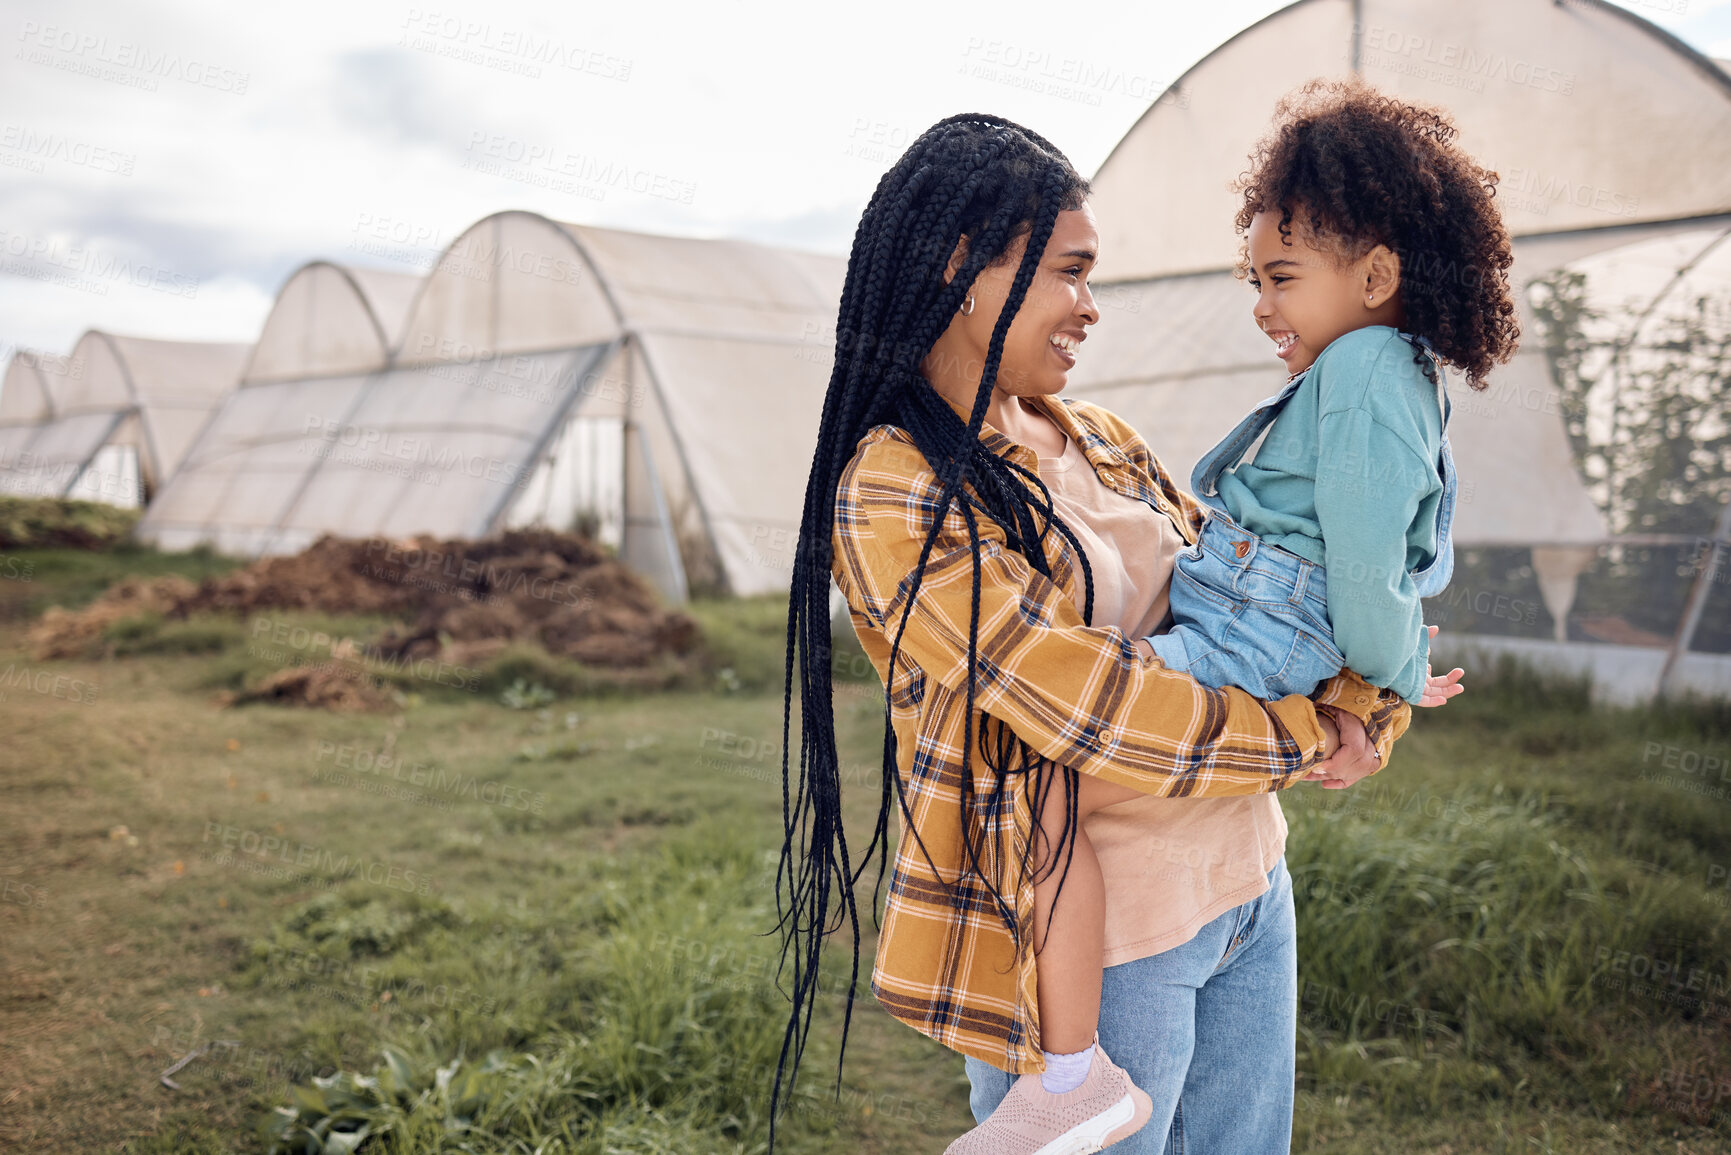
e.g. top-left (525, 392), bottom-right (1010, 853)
top-left (1146, 335), bottom-right (1458, 701)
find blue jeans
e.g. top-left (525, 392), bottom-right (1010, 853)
top-left (1148, 514), bottom-right (1345, 700)
top-left (964, 857), bottom-right (1297, 1154)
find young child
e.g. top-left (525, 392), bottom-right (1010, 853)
top-left (949, 79), bottom-right (1511, 1153)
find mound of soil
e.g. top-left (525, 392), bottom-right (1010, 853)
top-left (29, 575), bottom-right (200, 659)
top-left (222, 661), bottom-right (403, 713)
top-left (28, 529), bottom-right (702, 681)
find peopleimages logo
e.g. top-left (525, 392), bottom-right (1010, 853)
top-left (462, 131), bottom-right (696, 205)
top-left (201, 822), bottom-right (434, 895)
top-left (1359, 23), bottom-right (1575, 94)
top-left (300, 416), bottom-right (534, 490)
top-left (1501, 167), bottom-right (1640, 219)
top-left (0, 229), bottom-right (200, 298)
top-left (15, 21), bottom-right (250, 94)
top-left (313, 740), bottom-right (547, 813)
top-left (359, 540), bottom-right (593, 609)
top-left (0, 124), bottom-right (134, 174)
top-left (398, 10), bottom-right (632, 81)
top-left (957, 37), bottom-right (1187, 107)
top-left (0, 661), bottom-right (99, 704)
top-left (247, 616), bottom-right (482, 691)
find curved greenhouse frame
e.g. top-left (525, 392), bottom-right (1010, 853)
top-left (137, 213), bottom-right (846, 601)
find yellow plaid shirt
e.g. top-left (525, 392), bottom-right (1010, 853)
top-left (830, 391), bottom-right (1412, 1074)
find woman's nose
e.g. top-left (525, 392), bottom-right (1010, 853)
top-left (1077, 283), bottom-right (1099, 324)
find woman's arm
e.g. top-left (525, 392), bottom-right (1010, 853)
top-left (835, 434), bottom-right (1336, 799)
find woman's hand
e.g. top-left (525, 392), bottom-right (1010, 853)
top-left (1304, 704), bottom-right (1379, 789)
top-left (1419, 625), bottom-right (1466, 708)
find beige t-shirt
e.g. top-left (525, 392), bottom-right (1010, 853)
top-left (1037, 433), bottom-right (1289, 967)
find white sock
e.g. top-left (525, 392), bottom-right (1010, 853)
top-left (1039, 1043), bottom-right (1096, 1094)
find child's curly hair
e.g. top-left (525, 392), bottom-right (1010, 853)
top-left (1233, 78), bottom-right (1519, 390)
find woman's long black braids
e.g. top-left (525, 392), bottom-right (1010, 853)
top-left (769, 114), bottom-right (1094, 1145)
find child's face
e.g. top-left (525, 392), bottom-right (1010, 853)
top-left (1246, 209), bottom-right (1400, 376)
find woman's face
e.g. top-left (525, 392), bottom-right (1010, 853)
top-left (927, 202), bottom-right (1101, 398)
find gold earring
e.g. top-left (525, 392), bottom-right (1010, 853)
top-left (961, 294), bottom-right (975, 317)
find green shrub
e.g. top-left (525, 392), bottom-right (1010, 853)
top-left (0, 494), bottom-right (140, 549)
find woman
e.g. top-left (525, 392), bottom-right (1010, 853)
top-left (771, 113), bottom-right (1416, 1154)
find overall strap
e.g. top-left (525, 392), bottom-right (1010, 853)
top-left (1409, 333), bottom-right (1449, 435)
top-left (1409, 335), bottom-right (1458, 598)
top-left (1190, 371), bottom-right (1309, 500)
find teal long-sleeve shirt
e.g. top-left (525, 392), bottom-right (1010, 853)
top-left (1212, 326), bottom-right (1447, 704)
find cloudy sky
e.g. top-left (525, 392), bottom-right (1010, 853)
top-left (1, 0), bottom-right (1728, 361)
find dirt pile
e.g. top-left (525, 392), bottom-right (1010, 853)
top-left (30, 575), bottom-right (201, 659)
top-left (225, 651), bottom-right (404, 713)
top-left (28, 529), bottom-right (702, 677)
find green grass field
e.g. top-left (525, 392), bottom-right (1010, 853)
top-left (2, 542), bottom-right (1729, 1153)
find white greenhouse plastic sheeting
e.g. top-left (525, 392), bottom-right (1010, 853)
top-left (0, 332), bottom-right (250, 505)
top-left (243, 262), bottom-right (422, 383)
top-left (387, 213), bottom-right (846, 600)
top-left (137, 213), bottom-right (847, 601)
top-left (140, 343), bottom-right (617, 558)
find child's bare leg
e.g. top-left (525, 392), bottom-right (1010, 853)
top-left (1032, 772), bottom-right (1144, 1055)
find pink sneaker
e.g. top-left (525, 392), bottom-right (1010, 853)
top-left (943, 1038), bottom-right (1154, 1154)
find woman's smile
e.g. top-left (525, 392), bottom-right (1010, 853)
top-left (1049, 330), bottom-right (1083, 368)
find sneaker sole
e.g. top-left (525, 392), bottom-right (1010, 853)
top-left (1031, 1087), bottom-right (1155, 1155)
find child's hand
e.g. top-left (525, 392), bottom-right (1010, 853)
top-left (1306, 705), bottom-right (1379, 788)
top-left (1419, 624), bottom-right (1465, 707)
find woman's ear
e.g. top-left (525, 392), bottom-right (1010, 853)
top-left (1363, 244), bottom-right (1402, 308)
top-left (942, 236), bottom-right (970, 287)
